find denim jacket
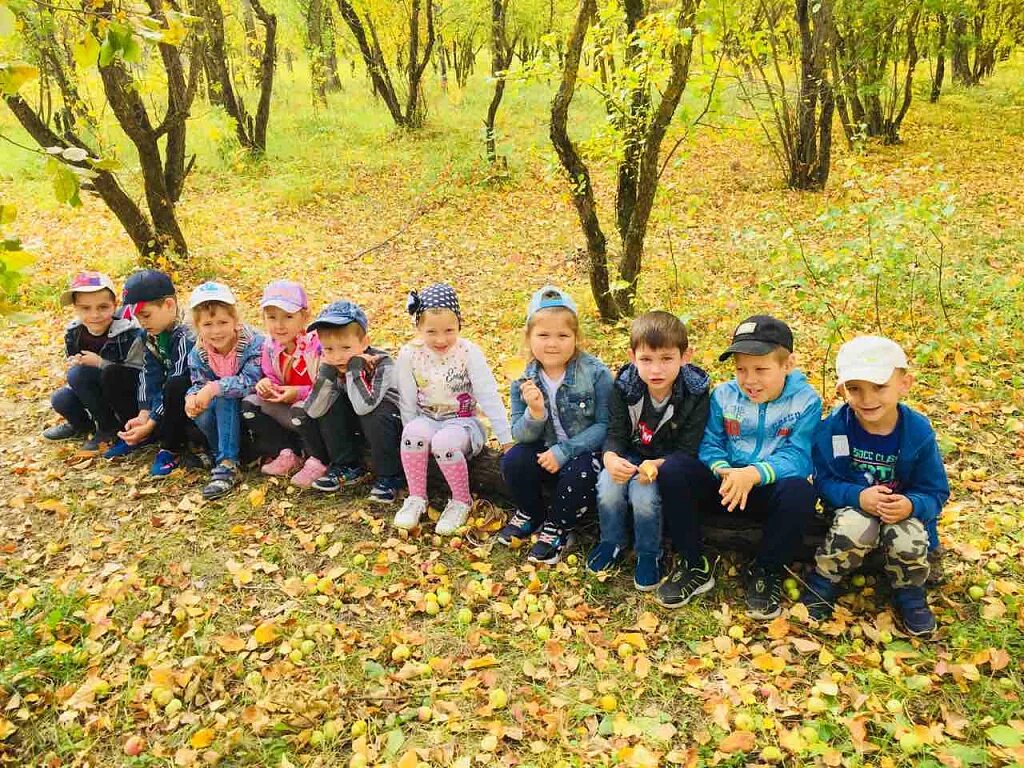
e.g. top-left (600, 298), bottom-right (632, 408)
top-left (510, 352), bottom-right (613, 466)
top-left (187, 326), bottom-right (264, 399)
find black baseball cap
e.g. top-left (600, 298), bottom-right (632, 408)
top-left (122, 269), bottom-right (176, 304)
top-left (719, 314), bottom-right (793, 361)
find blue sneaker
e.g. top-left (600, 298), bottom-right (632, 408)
top-left (103, 437), bottom-right (151, 460)
top-left (586, 542), bottom-right (625, 574)
top-left (799, 571), bottom-right (839, 621)
top-left (527, 521), bottom-right (577, 565)
top-left (496, 509), bottom-right (541, 546)
top-left (368, 475), bottom-right (405, 504)
top-left (150, 449), bottom-right (181, 478)
top-left (892, 586), bottom-right (936, 637)
top-left (634, 554), bottom-right (662, 592)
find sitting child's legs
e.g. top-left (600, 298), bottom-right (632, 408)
top-left (501, 443), bottom-right (547, 522)
top-left (51, 366), bottom-right (96, 433)
top-left (815, 506), bottom-right (881, 583)
top-left (194, 397), bottom-right (242, 465)
top-left (99, 364), bottom-right (141, 430)
top-left (359, 403), bottom-right (403, 479)
top-left (430, 423), bottom-right (476, 505)
top-left (596, 468), bottom-right (630, 548)
top-left (546, 453), bottom-right (601, 531)
top-left (628, 477), bottom-right (662, 558)
top-left (879, 517), bottom-right (930, 588)
top-left (657, 454), bottom-right (718, 567)
top-left (745, 477), bottom-right (817, 571)
top-left (400, 417), bottom-right (441, 500)
top-left (242, 395), bottom-right (301, 463)
top-left (65, 364), bottom-right (113, 435)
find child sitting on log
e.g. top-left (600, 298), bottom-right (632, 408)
top-left (656, 315), bottom-right (821, 620)
top-left (393, 283), bottom-right (513, 534)
top-left (801, 336), bottom-right (949, 637)
top-left (498, 286), bottom-right (613, 565)
top-left (587, 311), bottom-right (711, 591)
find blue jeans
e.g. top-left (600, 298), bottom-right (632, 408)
top-left (193, 396), bottom-right (242, 464)
top-left (596, 466), bottom-right (662, 557)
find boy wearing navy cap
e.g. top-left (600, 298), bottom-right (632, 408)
top-left (656, 314), bottom-right (822, 621)
top-left (290, 301), bottom-right (405, 502)
top-left (117, 269), bottom-right (207, 476)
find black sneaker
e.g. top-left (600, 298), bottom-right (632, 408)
top-left (368, 475), bottom-right (405, 504)
top-left (496, 509), bottom-right (541, 546)
top-left (656, 556), bottom-right (716, 608)
top-left (82, 432), bottom-right (116, 452)
top-left (43, 422), bottom-right (90, 441)
top-left (202, 462), bottom-right (239, 500)
top-left (744, 564), bottom-right (783, 620)
top-left (892, 586), bottom-right (936, 637)
top-left (527, 522), bottom-right (577, 565)
top-left (312, 464), bottom-right (366, 492)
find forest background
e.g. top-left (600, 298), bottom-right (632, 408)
top-left (1, 0), bottom-right (1023, 765)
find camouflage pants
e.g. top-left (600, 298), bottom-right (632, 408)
top-left (815, 507), bottom-right (930, 588)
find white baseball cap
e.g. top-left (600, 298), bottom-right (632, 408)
top-left (836, 336), bottom-right (908, 385)
top-left (188, 281), bottom-right (237, 310)
top-left (60, 271), bottom-right (117, 306)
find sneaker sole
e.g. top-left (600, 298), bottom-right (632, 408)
top-left (746, 604), bottom-right (783, 621)
top-left (634, 579), bottom-right (663, 593)
top-left (528, 534), bottom-right (578, 565)
top-left (655, 576), bottom-right (716, 608)
top-left (894, 616), bottom-right (936, 637)
top-left (367, 495), bottom-right (398, 505)
top-left (312, 484), bottom-right (341, 493)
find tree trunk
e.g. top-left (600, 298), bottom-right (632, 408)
top-left (951, 14), bottom-right (973, 84)
top-left (791, 0), bottom-right (834, 190)
top-left (549, 0), bottom-right (616, 320)
top-left (337, 0), bottom-right (407, 125)
top-left (930, 12), bottom-right (947, 102)
top-left (485, 0), bottom-right (512, 164)
top-left (306, 0), bottom-right (329, 106)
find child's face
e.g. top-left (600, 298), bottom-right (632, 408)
top-left (733, 351), bottom-right (794, 403)
top-left (263, 306), bottom-right (309, 349)
top-left (418, 309), bottom-right (460, 355)
top-left (320, 326), bottom-right (368, 368)
top-left (841, 371), bottom-right (910, 430)
top-left (135, 298), bottom-right (178, 335)
top-left (528, 310), bottom-right (576, 373)
top-left (196, 305), bottom-right (239, 352)
top-left (73, 290), bottom-right (116, 336)
top-left (630, 344), bottom-right (690, 397)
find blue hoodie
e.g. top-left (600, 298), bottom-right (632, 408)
top-left (813, 403), bottom-right (949, 550)
top-left (699, 370), bottom-right (822, 484)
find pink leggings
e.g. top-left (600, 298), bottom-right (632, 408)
top-left (400, 416), bottom-right (482, 504)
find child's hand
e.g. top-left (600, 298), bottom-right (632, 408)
top-left (184, 394), bottom-right (203, 419)
top-left (265, 386), bottom-right (299, 404)
top-left (858, 485), bottom-right (892, 515)
top-left (255, 377), bottom-right (276, 399)
top-left (878, 494), bottom-right (913, 524)
top-left (119, 412), bottom-right (155, 445)
top-left (520, 380), bottom-right (545, 419)
top-left (718, 466), bottom-right (761, 512)
top-left (78, 351), bottom-right (103, 368)
top-left (636, 459), bottom-right (662, 485)
top-left (536, 449), bottom-right (561, 474)
top-left (604, 452), bottom-right (637, 484)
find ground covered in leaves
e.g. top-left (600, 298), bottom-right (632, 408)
top-left (1, 59), bottom-right (1023, 768)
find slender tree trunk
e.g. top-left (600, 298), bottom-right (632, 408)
top-left (951, 14), bottom-right (972, 84)
top-left (930, 12), bottom-right (947, 102)
top-left (484, 0), bottom-right (512, 164)
top-left (791, 0), bottom-right (834, 190)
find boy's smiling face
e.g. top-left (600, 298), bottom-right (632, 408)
top-left (841, 370), bottom-right (911, 433)
top-left (72, 290), bottom-right (116, 336)
top-left (733, 350), bottom-right (794, 403)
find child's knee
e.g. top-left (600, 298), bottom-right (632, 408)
top-left (881, 519), bottom-right (928, 563)
top-left (500, 444), bottom-right (533, 476)
top-left (65, 364), bottom-right (92, 390)
top-left (630, 482), bottom-right (662, 519)
top-left (596, 469), bottom-right (623, 504)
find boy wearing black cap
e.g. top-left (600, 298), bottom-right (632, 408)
top-left (656, 315), bottom-right (822, 620)
top-left (117, 269), bottom-right (206, 476)
top-left (289, 301), bottom-right (405, 502)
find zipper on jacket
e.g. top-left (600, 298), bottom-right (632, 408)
top-left (750, 403), bottom-right (767, 463)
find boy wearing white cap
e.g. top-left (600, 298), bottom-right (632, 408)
top-left (802, 336), bottom-right (950, 636)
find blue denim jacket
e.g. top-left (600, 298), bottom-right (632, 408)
top-left (510, 352), bottom-right (613, 466)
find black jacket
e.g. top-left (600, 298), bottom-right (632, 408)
top-left (604, 362), bottom-right (711, 460)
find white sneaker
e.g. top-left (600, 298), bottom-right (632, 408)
top-left (394, 495), bottom-right (427, 530)
top-left (435, 499), bottom-right (472, 536)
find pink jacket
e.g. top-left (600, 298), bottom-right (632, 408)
top-left (260, 331), bottom-right (321, 401)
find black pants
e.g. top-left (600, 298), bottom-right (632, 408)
top-left (51, 364), bottom-right (140, 436)
top-left (242, 398), bottom-right (302, 458)
top-left (500, 443), bottom-right (601, 530)
top-left (292, 394), bottom-right (403, 477)
top-left (659, 454), bottom-right (817, 570)
top-left (160, 373), bottom-right (207, 451)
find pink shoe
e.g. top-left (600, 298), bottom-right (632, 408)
top-left (261, 449), bottom-right (303, 477)
top-left (291, 456), bottom-right (328, 488)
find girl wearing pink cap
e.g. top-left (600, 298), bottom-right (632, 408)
top-left (241, 280), bottom-right (322, 478)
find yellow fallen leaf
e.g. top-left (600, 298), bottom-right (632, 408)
top-left (464, 654), bottom-right (499, 670)
top-left (719, 730), bottom-right (756, 753)
top-left (248, 487), bottom-right (266, 509)
top-left (253, 621), bottom-right (279, 645)
top-left (190, 728), bottom-right (216, 748)
top-left (397, 749), bottom-right (419, 768)
top-left (213, 634), bottom-right (246, 652)
top-left (752, 653), bottom-right (786, 674)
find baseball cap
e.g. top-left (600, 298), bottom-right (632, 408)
top-left (122, 269), bottom-right (175, 305)
top-left (719, 314), bottom-right (794, 361)
top-left (307, 300), bottom-right (368, 332)
top-left (260, 280), bottom-right (308, 313)
top-left (188, 281), bottom-right (237, 310)
top-left (60, 271), bottom-right (116, 306)
top-left (836, 336), bottom-right (908, 385)
top-left (527, 285), bottom-right (578, 321)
